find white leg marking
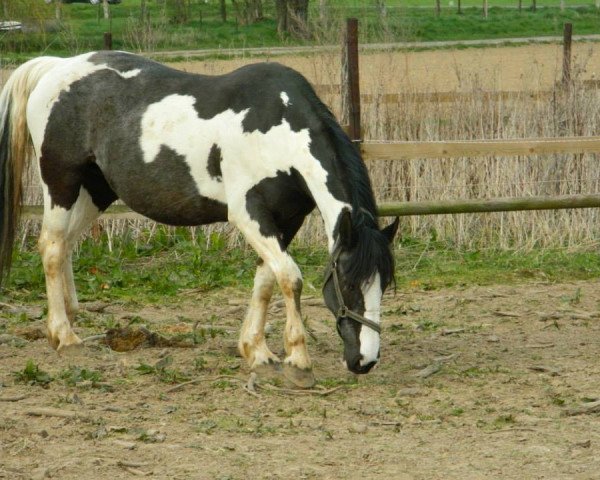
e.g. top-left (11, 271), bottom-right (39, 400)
top-left (359, 273), bottom-right (382, 366)
top-left (62, 188), bottom-right (102, 323)
top-left (229, 212), bottom-right (311, 371)
top-left (239, 262), bottom-right (280, 368)
top-left (39, 205), bottom-right (82, 351)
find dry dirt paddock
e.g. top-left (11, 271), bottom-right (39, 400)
top-left (1, 43), bottom-right (600, 479)
top-left (1, 278), bottom-right (600, 480)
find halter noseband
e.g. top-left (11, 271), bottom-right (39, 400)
top-left (323, 243), bottom-right (382, 335)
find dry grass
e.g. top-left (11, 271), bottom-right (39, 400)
top-left (8, 45), bottom-right (600, 250)
top-left (357, 48), bottom-right (600, 250)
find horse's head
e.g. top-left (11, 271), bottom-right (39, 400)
top-left (323, 210), bottom-right (399, 374)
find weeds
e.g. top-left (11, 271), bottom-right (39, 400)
top-left (13, 360), bottom-right (53, 387)
top-left (58, 366), bottom-right (103, 387)
top-left (135, 356), bottom-right (191, 384)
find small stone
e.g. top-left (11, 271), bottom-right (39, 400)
top-left (349, 423), bottom-right (368, 434)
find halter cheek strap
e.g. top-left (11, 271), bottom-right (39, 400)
top-left (324, 245), bottom-right (382, 335)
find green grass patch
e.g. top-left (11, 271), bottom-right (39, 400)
top-left (5, 229), bottom-right (600, 305)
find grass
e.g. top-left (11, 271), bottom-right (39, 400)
top-left (1, 0), bottom-right (599, 61)
top-left (4, 228), bottom-right (600, 306)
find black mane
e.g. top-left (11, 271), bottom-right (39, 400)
top-left (318, 105), bottom-right (395, 288)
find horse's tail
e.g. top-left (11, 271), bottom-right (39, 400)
top-left (0, 57), bottom-right (61, 287)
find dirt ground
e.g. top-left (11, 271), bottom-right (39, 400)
top-left (1, 278), bottom-right (599, 480)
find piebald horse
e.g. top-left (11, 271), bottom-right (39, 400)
top-left (0, 51), bottom-right (398, 387)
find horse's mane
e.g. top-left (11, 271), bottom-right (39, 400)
top-left (307, 91), bottom-right (395, 288)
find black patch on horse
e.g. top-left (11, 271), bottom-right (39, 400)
top-left (41, 56), bottom-right (228, 225)
top-left (245, 168), bottom-right (315, 249)
top-left (207, 144), bottom-right (223, 181)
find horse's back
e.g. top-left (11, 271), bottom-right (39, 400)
top-left (27, 51), bottom-right (331, 226)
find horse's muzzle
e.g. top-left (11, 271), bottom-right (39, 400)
top-left (345, 357), bottom-right (378, 374)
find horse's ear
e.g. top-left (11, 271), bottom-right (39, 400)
top-left (337, 209), bottom-right (354, 249)
top-left (381, 217), bottom-right (399, 244)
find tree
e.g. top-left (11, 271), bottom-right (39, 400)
top-left (275, 0), bottom-right (287, 34)
top-left (231, 0), bottom-right (263, 25)
top-left (276, 0), bottom-right (309, 37)
top-left (220, 0), bottom-right (226, 22)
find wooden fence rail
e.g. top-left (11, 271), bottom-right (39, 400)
top-left (21, 136), bottom-right (600, 220)
top-left (378, 194), bottom-right (600, 217)
top-left (361, 136), bottom-right (600, 160)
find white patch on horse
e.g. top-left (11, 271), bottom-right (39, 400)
top-left (117, 68), bottom-right (141, 78)
top-left (138, 94), bottom-right (350, 231)
top-left (359, 273), bottom-right (381, 366)
top-left (280, 92), bottom-right (290, 106)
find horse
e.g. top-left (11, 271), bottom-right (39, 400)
top-left (0, 51), bottom-right (398, 387)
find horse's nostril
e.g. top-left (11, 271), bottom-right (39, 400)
top-left (347, 358), bottom-right (377, 374)
top-left (359, 360), bottom-right (377, 373)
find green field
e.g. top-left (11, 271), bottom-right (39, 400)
top-left (1, 0), bottom-right (599, 60)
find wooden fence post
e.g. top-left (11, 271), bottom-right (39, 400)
top-left (563, 22), bottom-right (572, 86)
top-left (345, 18), bottom-right (361, 142)
top-left (103, 32), bottom-right (112, 50)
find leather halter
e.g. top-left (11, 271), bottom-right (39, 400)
top-left (323, 243), bottom-right (382, 335)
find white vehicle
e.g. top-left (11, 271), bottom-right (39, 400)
top-left (0, 21), bottom-right (22, 31)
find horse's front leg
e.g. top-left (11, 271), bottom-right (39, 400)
top-left (277, 259), bottom-right (316, 388)
top-left (239, 260), bottom-right (282, 377)
top-left (230, 214), bottom-right (315, 387)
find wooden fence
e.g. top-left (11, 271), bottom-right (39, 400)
top-left (22, 20), bottom-right (600, 220)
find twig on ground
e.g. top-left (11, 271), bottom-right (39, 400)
top-left (257, 383), bottom-right (345, 396)
top-left (26, 407), bottom-right (91, 422)
top-left (486, 427), bottom-right (537, 434)
top-left (528, 365), bottom-right (561, 376)
top-left (243, 372), bottom-right (260, 397)
top-left (117, 461), bottom-right (152, 469)
top-left (564, 400), bottom-right (600, 416)
top-left (415, 363), bottom-right (441, 379)
top-left (121, 466), bottom-right (153, 476)
top-left (494, 310), bottom-right (520, 318)
top-left (441, 328), bottom-right (466, 336)
top-left (165, 375), bottom-right (244, 394)
top-left (0, 395), bottom-right (26, 402)
top-left (525, 343), bottom-right (555, 349)
top-left (434, 353), bottom-right (459, 363)
top-left (82, 334), bottom-right (107, 343)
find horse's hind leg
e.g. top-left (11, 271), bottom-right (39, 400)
top-left (40, 188), bottom-right (101, 351)
top-left (62, 188), bottom-right (103, 324)
top-left (39, 204), bottom-right (80, 351)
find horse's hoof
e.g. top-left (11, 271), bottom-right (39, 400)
top-left (252, 360), bottom-right (282, 382)
top-left (56, 334), bottom-right (84, 355)
top-left (283, 363), bottom-right (316, 389)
